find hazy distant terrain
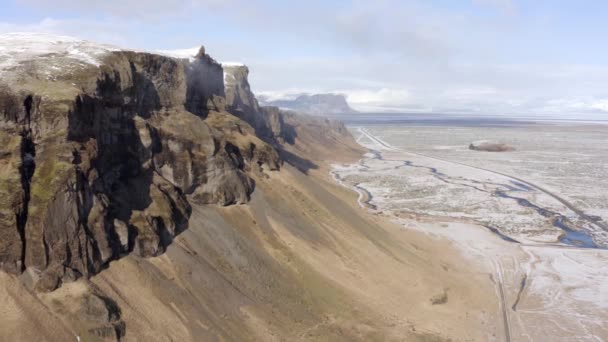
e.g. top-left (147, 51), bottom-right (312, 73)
top-left (259, 93), bottom-right (357, 115)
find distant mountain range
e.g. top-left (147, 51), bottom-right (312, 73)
top-left (259, 93), bottom-right (357, 115)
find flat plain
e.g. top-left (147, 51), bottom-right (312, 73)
top-left (333, 121), bottom-right (608, 342)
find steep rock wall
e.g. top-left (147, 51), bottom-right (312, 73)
top-left (223, 64), bottom-right (287, 142)
top-left (0, 47), bottom-right (280, 291)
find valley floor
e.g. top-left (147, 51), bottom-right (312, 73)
top-left (333, 127), bottom-right (608, 342)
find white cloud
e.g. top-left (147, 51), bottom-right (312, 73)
top-left (256, 90), bottom-right (310, 102)
top-left (472, 0), bottom-right (515, 13)
top-left (344, 88), bottom-right (411, 107)
top-left (2, 1), bottom-right (607, 119)
top-left (0, 17), bottom-right (135, 47)
top-left (15, 0), bottom-right (232, 19)
top-left (590, 100), bottom-right (608, 112)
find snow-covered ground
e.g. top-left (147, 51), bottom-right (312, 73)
top-left (399, 218), bottom-right (608, 342)
top-left (354, 123), bottom-right (608, 248)
top-left (359, 123), bottom-right (608, 228)
top-left (156, 47), bottom-right (201, 61)
top-left (0, 32), bottom-right (118, 75)
top-left (332, 123), bottom-right (608, 341)
top-left (0, 32), bottom-right (245, 79)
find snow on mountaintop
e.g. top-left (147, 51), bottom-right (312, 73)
top-left (0, 32), bottom-right (247, 82)
top-left (156, 47), bottom-right (246, 68)
top-left (0, 32), bottom-right (118, 75)
top-left (156, 47), bottom-right (245, 67)
top-left (221, 62), bottom-right (245, 67)
top-left (156, 48), bottom-right (247, 85)
top-left (156, 47), bottom-right (200, 61)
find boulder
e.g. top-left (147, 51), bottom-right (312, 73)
top-left (469, 140), bottom-right (515, 152)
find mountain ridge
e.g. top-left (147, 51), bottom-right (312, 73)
top-left (0, 34), bottom-right (350, 292)
top-left (259, 93), bottom-right (358, 115)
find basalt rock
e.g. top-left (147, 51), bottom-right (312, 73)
top-left (469, 140), bottom-right (515, 152)
top-left (222, 66), bottom-right (351, 148)
top-left (0, 43), bottom-right (281, 291)
top-left (223, 64), bottom-right (287, 142)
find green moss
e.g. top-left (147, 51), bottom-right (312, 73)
top-left (0, 179), bottom-right (22, 217)
top-left (29, 154), bottom-right (72, 217)
top-left (0, 132), bottom-right (20, 151)
top-left (0, 134), bottom-right (24, 221)
top-left (0, 178), bottom-right (21, 197)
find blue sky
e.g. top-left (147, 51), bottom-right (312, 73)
top-left (2, 0), bottom-right (608, 117)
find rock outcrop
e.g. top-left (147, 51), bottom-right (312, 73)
top-left (469, 140), bottom-right (515, 152)
top-left (222, 64), bottom-right (354, 157)
top-left (223, 64), bottom-right (287, 141)
top-left (0, 38), bottom-right (281, 291)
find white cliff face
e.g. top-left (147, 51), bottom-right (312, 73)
top-left (0, 32), bottom-right (118, 75)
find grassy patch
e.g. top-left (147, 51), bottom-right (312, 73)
top-left (29, 149), bottom-right (72, 217)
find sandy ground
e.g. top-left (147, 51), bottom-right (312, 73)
top-left (0, 272), bottom-right (76, 341)
top-left (333, 127), bottom-right (608, 342)
top-left (82, 161), bottom-right (502, 341)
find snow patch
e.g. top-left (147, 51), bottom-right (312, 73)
top-left (0, 32), bottom-right (118, 74)
top-left (156, 47), bottom-right (200, 62)
top-left (221, 62), bottom-right (245, 67)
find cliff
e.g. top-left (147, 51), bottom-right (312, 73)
top-left (223, 63), bottom-right (286, 141)
top-left (0, 34), bottom-right (498, 342)
top-left (0, 35), bottom-right (283, 293)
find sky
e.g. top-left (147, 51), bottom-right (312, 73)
top-left (1, 0), bottom-right (608, 117)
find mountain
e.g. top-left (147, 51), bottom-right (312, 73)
top-left (259, 93), bottom-right (357, 115)
top-left (0, 33), bottom-right (497, 341)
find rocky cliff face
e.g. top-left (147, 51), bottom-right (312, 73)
top-left (0, 34), bottom-right (504, 342)
top-left (222, 64), bottom-right (357, 163)
top-left (0, 34), bottom-right (373, 341)
top-left (0, 37), bottom-right (281, 292)
top-left (223, 64), bottom-right (287, 141)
